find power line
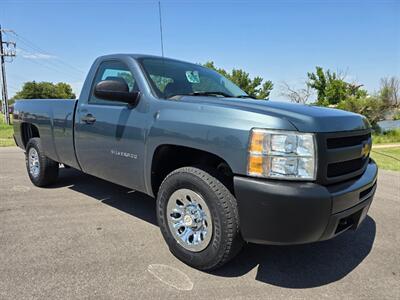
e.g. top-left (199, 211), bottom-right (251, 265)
top-left (1, 28), bottom-right (85, 109)
top-left (19, 56), bottom-right (83, 82)
top-left (10, 31), bottom-right (84, 73)
top-left (20, 54), bottom-right (72, 75)
top-left (16, 44), bottom-right (83, 79)
top-left (8, 71), bottom-right (33, 82)
top-left (6, 31), bottom-right (85, 75)
top-left (3, 31), bottom-right (84, 80)
top-left (7, 83), bottom-right (18, 91)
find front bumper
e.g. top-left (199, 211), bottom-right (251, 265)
top-left (234, 160), bottom-right (378, 245)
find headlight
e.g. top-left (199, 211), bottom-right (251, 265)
top-left (247, 129), bottom-right (316, 180)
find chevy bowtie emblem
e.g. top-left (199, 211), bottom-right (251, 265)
top-left (361, 142), bottom-right (371, 158)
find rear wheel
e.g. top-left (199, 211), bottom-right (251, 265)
top-left (157, 166), bottom-right (243, 270)
top-left (25, 138), bottom-right (59, 187)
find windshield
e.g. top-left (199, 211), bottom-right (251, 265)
top-left (139, 57), bottom-right (248, 99)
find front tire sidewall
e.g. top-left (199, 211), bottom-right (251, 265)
top-left (157, 168), bottom-right (237, 270)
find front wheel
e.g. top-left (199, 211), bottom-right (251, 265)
top-left (25, 138), bottom-right (59, 187)
top-left (156, 167), bottom-right (243, 270)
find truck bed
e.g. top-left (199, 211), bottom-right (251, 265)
top-left (13, 99), bottom-right (80, 169)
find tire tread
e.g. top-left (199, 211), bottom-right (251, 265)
top-left (26, 138), bottom-right (59, 187)
top-left (158, 166), bottom-right (243, 270)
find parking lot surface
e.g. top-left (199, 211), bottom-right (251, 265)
top-left (1, 147), bottom-right (399, 299)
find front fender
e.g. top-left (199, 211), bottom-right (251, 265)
top-left (143, 102), bottom-right (296, 196)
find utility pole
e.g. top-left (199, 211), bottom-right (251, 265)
top-left (0, 25), bottom-right (16, 125)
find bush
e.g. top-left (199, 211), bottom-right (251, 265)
top-left (372, 129), bottom-right (400, 144)
top-left (336, 96), bottom-right (386, 127)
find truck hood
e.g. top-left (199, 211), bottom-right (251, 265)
top-left (176, 96), bottom-right (370, 133)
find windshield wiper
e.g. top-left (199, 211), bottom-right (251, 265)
top-left (188, 91), bottom-right (232, 97)
top-left (235, 94), bottom-right (256, 99)
top-left (168, 91), bottom-right (244, 99)
top-left (167, 92), bottom-right (230, 99)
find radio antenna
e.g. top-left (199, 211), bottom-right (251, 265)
top-left (158, 1), bottom-right (164, 57)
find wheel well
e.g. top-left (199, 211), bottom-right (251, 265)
top-left (21, 123), bottom-right (40, 149)
top-left (151, 145), bottom-right (234, 196)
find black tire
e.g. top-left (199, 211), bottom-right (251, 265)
top-left (157, 166), bottom-right (243, 270)
top-left (25, 138), bottom-right (59, 187)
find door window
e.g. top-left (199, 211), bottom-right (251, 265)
top-left (89, 60), bottom-right (138, 105)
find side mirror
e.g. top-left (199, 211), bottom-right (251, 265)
top-left (94, 79), bottom-right (140, 105)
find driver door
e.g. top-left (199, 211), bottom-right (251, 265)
top-left (74, 60), bottom-right (146, 190)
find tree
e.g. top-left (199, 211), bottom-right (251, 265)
top-left (280, 81), bottom-right (312, 104)
top-left (306, 66), bottom-right (388, 126)
top-left (379, 76), bottom-right (399, 107)
top-left (12, 81), bottom-right (76, 100)
top-left (337, 96), bottom-right (386, 128)
top-left (203, 61), bottom-right (273, 99)
top-left (307, 67), bottom-right (366, 106)
top-left (117, 71), bottom-right (135, 90)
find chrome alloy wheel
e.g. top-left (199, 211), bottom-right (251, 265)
top-left (166, 189), bottom-right (213, 252)
top-left (28, 148), bottom-right (40, 178)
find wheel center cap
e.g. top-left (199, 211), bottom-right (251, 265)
top-left (183, 215), bottom-right (193, 226)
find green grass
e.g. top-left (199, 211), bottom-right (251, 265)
top-left (372, 129), bottom-right (400, 144)
top-left (0, 115), bottom-right (15, 147)
top-left (371, 147), bottom-right (400, 171)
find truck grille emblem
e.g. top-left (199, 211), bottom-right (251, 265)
top-left (361, 142), bottom-right (371, 158)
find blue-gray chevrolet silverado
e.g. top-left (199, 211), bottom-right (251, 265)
top-left (13, 54), bottom-right (378, 270)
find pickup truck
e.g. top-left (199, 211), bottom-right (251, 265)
top-left (13, 54), bottom-right (378, 270)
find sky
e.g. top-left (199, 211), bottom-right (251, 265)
top-left (1, 0), bottom-right (399, 101)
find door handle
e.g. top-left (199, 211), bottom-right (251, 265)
top-left (81, 114), bottom-right (96, 124)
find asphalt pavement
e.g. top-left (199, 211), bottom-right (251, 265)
top-left (0, 147), bottom-right (399, 299)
